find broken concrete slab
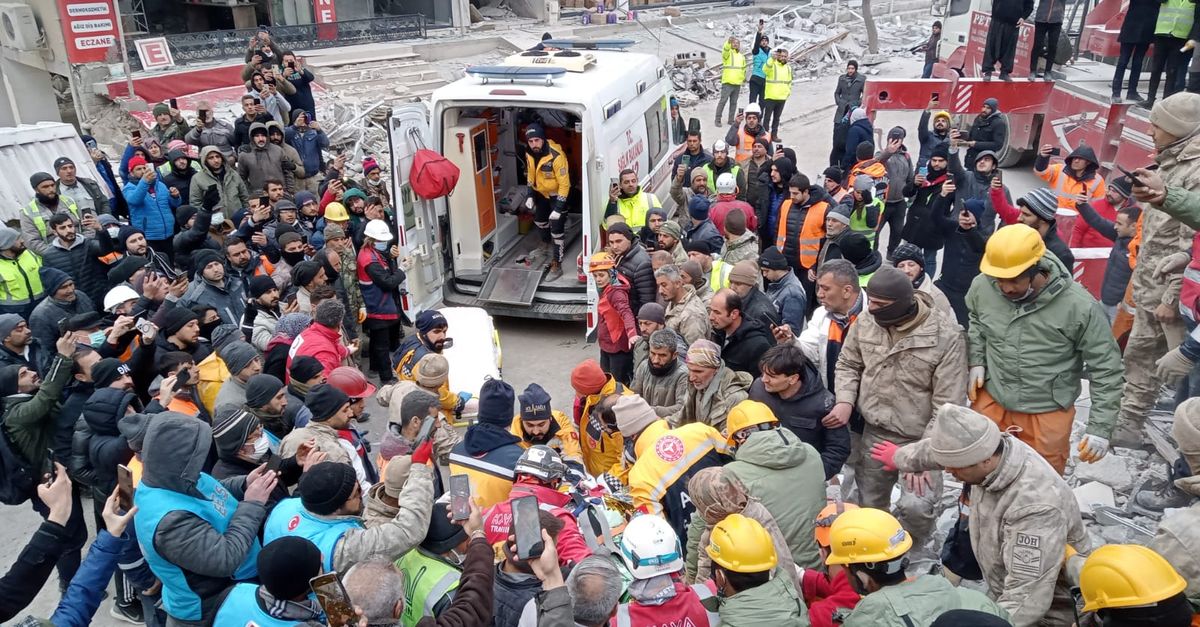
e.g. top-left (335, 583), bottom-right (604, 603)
top-left (1073, 454), bottom-right (1139, 494)
top-left (1074, 481), bottom-right (1116, 515)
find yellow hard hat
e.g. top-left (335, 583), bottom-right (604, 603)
top-left (814, 502), bottom-right (860, 548)
top-left (933, 110), bottom-right (952, 124)
top-left (324, 202), bottom-right (350, 222)
top-left (979, 224), bottom-right (1046, 279)
top-left (725, 400), bottom-right (778, 446)
top-left (705, 513), bottom-right (778, 573)
top-left (824, 507), bottom-right (912, 566)
top-left (589, 251), bottom-right (616, 272)
top-left (1079, 544), bottom-right (1187, 612)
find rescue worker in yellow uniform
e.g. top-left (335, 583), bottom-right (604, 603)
top-left (761, 48), bottom-right (793, 142)
top-left (524, 124), bottom-right (571, 282)
top-left (570, 359), bottom-right (630, 480)
top-left (615, 394), bottom-right (729, 552)
top-left (715, 35), bottom-right (747, 128)
top-left (449, 377), bottom-right (525, 508)
top-left (0, 227), bottom-right (44, 319)
top-left (509, 382), bottom-right (585, 474)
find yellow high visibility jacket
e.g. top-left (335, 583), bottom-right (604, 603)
top-left (509, 409), bottom-right (584, 469)
top-left (615, 191), bottom-right (661, 229)
top-left (577, 377), bottom-right (631, 480)
top-left (721, 42), bottom-right (747, 85)
top-left (764, 58), bottom-right (794, 101)
top-left (0, 251), bottom-right (43, 310)
top-left (23, 196), bottom-right (79, 238)
top-left (526, 140), bottom-right (571, 200)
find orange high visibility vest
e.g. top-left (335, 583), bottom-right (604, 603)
top-left (776, 198), bottom-right (829, 270)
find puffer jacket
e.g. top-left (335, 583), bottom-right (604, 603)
top-left (1130, 131), bottom-right (1200, 311)
top-left (1034, 0), bottom-right (1065, 22)
top-left (189, 146), bottom-right (250, 211)
top-left (835, 293), bottom-right (967, 440)
top-left (840, 575), bottom-right (1008, 626)
top-left (631, 357), bottom-right (689, 418)
top-left (40, 238), bottom-right (107, 310)
top-left (896, 435), bottom-right (1089, 627)
top-left (82, 387), bottom-right (138, 493)
top-left (726, 427), bottom-right (826, 569)
top-left (717, 572), bottom-right (809, 626)
top-left (185, 119), bottom-right (237, 158)
top-left (122, 176), bottom-right (179, 241)
top-left (842, 119), bottom-right (874, 169)
top-left (615, 244), bottom-right (657, 315)
top-left (933, 193), bottom-right (988, 295)
top-left (965, 113), bottom-right (1008, 168)
top-left (966, 254), bottom-right (1123, 437)
top-left (285, 117), bottom-right (329, 177)
top-left (676, 366), bottom-right (752, 433)
top-left (764, 270), bottom-right (807, 335)
top-left (748, 365), bottom-right (849, 480)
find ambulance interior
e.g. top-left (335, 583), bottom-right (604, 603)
top-left (438, 105), bottom-right (586, 307)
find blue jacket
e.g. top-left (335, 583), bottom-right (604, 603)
top-left (50, 530), bottom-right (127, 627)
top-left (683, 220), bottom-right (725, 258)
top-left (842, 119), bottom-right (875, 169)
top-left (123, 178), bottom-right (180, 241)
top-left (285, 124), bottom-right (329, 177)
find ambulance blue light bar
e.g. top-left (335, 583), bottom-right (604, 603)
top-left (465, 65), bottom-right (567, 86)
top-left (542, 39), bottom-right (636, 50)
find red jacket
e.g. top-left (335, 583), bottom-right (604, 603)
top-left (802, 569), bottom-right (860, 627)
top-left (289, 322), bottom-right (348, 377)
top-left (988, 186), bottom-right (1022, 226)
top-left (597, 276), bottom-right (637, 354)
top-left (611, 579), bottom-right (719, 627)
top-left (1070, 198), bottom-right (1119, 248)
top-left (710, 196), bottom-right (758, 237)
top-left (482, 481), bottom-right (593, 566)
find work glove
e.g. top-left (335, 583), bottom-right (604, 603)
top-left (525, 196), bottom-right (534, 210)
top-left (967, 366), bottom-right (985, 402)
top-left (549, 196), bottom-right (566, 221)
top-left (202, 184), bottom-right (221, 211)
top-left (1077, 435), bottom-right (1110, 463)
top-left (411, 440), bottom-right (434, 465)
top-left (870, 441), bottom-right (900, 472)
top-left (1156, 347), bottom-right (1194, 384)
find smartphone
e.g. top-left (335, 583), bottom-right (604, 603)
top-left (449, 474), bottom-right (471, 521)
top-left (610, 176), bottom-right (619, 188)
top-left (1049, 147), bottom-right (1062, 156)
top-left (131, 129), bottom-right (141, 140)
top-left (288, 61), bottom-right (296, 69)
top-left (512, 494), bottom-right (544, 560)
top-left (169, 98), bottom-right (178, 109)
top-left (176, 368), bottom-right (191, 387)
top-left (135, 318), bottom-right (155, 336)
top-left (918, 165), bottom-right (928, 177)
top-left (1117, 164), bottom-right (1145, 185)
top-left (946, 172), bottom-right (954, 182)
top-left (117, 464), bottom-right (134, 512)
top-left (736, 106), bottom-right (744, 116)
top-left (931, 92), bottom-right (940, 104)
top-left (310, 573), bottom-right (356, 627)
top-left (415, 416), bottom-right (436, 445)
top-left (285, 292), bottom-right (298, 305)
top-left (259, 195), bottom-right (270, 206)
top-left (265, 454), bottom-right (283, 473)
top-left (253, 97), bottom-right (262, 105)
top-left (680, 154), bottom-right (691, 169)
top-left (43, 449), bottom-right (56, 485)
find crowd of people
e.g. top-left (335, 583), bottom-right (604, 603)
top-left (6, 15), bottom-right (1200, 627)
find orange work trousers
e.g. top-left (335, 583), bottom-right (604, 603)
top-left (972, 388), bottom-right (1074, 475)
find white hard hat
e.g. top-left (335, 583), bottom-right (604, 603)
top-left (712, 140), bottom-right (729, 154)
top-left (104, 285), bottom-right (139, 312)
top-left (716, 173), bottom-right (736, 194)
top-left (744, 103), bottom-right (762, 116)
top-left (364, 219), bottom-right (393, 243)
top-left (619, 514), bottom-right (684, 579)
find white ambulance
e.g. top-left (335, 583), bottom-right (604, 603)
top-left (386, 40), bottom-right (683, 338)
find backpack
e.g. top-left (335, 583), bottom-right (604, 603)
top-left (0, 417), bottom-right (37, 505)
top-left (410, 148), bottom-right (460, 200)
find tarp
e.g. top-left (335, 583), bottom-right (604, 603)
top-left (0, 123), bottom-right (104, 224)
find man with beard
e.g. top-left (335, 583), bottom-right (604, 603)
top-left (243, 373), bottom-right (290, 447)
top-left (523, 124), bottom-right (571, 282)
top-left (54, 156), bottom-right (109, 219)
top-left (631, 328), bottom-right (689, 418)
top-left (267, 121), bottom-right (305, 186)
top-left (238, 123), bottom-right (295, 195)
top-left (0, 314), bottom-right (47, 375)
top-left (242, 275), bottom-right (289, 350)
top-left (22, 172), bottom-right (84, 256)
top-left (726, 103), bottom-right (771, 164)
top-left (29, 268), bottom-right (94, 356)
top-left (709, 289), bottom-right (774, 378)
top-left (604, 168), bottom-right (662, 236)
top-left (965, 224), bottom-right (1122, 474)
top-left (394, 309), bottom-right (451, 381)
top-left (160, 148), bottom-right (197, 206)
top-left (0, 227), bottom-right (44, 319)
top-left (155, 307), bottom-right (211, 363)
top-left (900, 147), bottom-right (953, 276)
top-left (273, 231), bottom-right (308, 293)
top-left (916, 107), bottom-right (952, 170)
top-left (189, 146), bottom-right (250, 213)
top-left (40, 213), bottom-right (107, 309)
top-left (962, 98), bottom-right (1008, 169)
top-left (290, 259), bottom-right (327, 314)
top-left (507, 383), bottom-right (584, 473)
top-left (181, 249), bottom-right (245, 325)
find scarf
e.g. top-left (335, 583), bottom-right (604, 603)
top-left (256, 586), bottom-right (323, 621)
top-left (251, 406), bottom-right (291, 440)
top-left (289, 380), bottom-right (313, 398)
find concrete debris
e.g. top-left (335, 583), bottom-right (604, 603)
top-left (1074, 481), bottom-right (1116, 515)
top-left (1072, 453), bottom-right (1139, 494)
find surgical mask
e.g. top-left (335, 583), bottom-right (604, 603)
top-left (447, 548), bottom-right (466, 567)
top-left (253, 435), bottom-right (270, 457)
top-left (1007, 285), bottom-right (1036, 303)
top-left (106, 226), bottom-right (120, 238)
top-left (374, 241), bottom-right (389, 252)
top-left (89, 331), bottom-right (106, 347)
top-left (212, 211), bottom-right (225, 225)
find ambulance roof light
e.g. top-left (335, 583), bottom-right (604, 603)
top-left (465, 65), bottom-right (567, 86)
top-left (542, 38), bottom-right (636, 50)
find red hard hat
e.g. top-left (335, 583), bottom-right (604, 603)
top-left (327, 367), bottom-right (377, 399)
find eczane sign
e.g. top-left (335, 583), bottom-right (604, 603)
top-left (56, 0), bottom-right (119, 62)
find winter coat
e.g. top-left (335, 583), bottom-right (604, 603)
top-left (965, 113), bottom-right (1008, 168)
top-left (676, 366), bottom-right (752, 432)
top-left (161, 160), bottom-right (198, 205)
top-left (841, 574), bottom-right (1008, 627)
top-left (966, 254), bottom-right (1123, 437)
top-left (29, 293), bottom-right (95, 358)
top-left (665, 286), bottom-right (711, 345)
top-left (916, 111), bottom-right (952, 170)
top-left (1120, 0), bottom-right (1160, 43)
top-left (494, 566), bottom-right (546, 627)
top-left (56, 176), bottom-right (110, 216)
top-left (717, 572), bottom-right (809, 626)
top-left (2, 353), bottom-right (71, 471)
top-left (40, 238), bottom-right (108, 311)
top-left (901, 168), bottom-right (952, 249)
top-left (1130, 130), bottom-right (1200, 312)
top-left (933, 193), bottom-right (988, 294)
top-left (180, 277), bottom-right (246, 327)
top-left (765, 267), bottom-right (807, 334)
top-left (748, 367), bottom-right (849, 480)
top-left (948, 152), bottom-right (1008, 234)
top-left (123, 177), bottom-right (180, 241)
top-left (1034, 0), bottom-right (1065, 23)
top-left (598, 277), bottom-right (637, 354)
top-left (896, 435), bottom-right (1089, 627)
top-left (616, 244), bottom-right (657, 315)
top-left (834, 73), bottom-right (866, 119)
top-left (743, 157), bottom-right (772, 213)
top-left (82, 387), bottom-right (138, 492)
top-left (291, 323), bottom-right (349, 376)
top-left (842, 119), bottom-right (874, 169)
top-left (232, 113), bottom-right (274, 150)
top-left (237, 133), bottom-right (295, 194)
top-left (742, 286), bottom-right (781, 329)
top-left (684, 219), bottom-right (725, 256)
top-left (726, 427), bottom-right (827, 569)
top-left (1071, 197), bottom-right (1119, 249)
top-left (185, 119), bottom-right (237, 158)
top-left (835, 293), bottom-right (967, 441)
top-left (631, 358), bottom-right (689, 418)
top-left (1150, 474), bottom-right (1200, 610)
top-left (285, 121), bottom-right (328, 177)
top-left (190, 146), bottom-right (250, 212)
top-left (242, 301), bottom-right (280, 351)
top-left (282, 70), bottom-right (317, 117)
top-left (723, 231), bottom-right (759, 265)
top-left (713, 318), bottom-right (774, 378)
top-left (0, 519), bottom-right (74, 621)
top-left (878, 147), bottom-right (914, 204)
top-left (802, 569), bottom-right (860, 627)
top-left (173, 209), bottom-right (220, 275)
top-left (992, 0), bottom-right (1035, 24)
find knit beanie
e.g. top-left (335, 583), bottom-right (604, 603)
top-left (891, 242), bottom-right (925, 269)
top-left (519, 383), bottom-right (553, 421)
top-left (258, 536), bottom-right (322, 600)
top-left (245, 374), bottom-right (285, 409)
top-left (637, 302), bottom-right (666, 325)
top-left (680, 260), bottom-right (704, 285)
top-left (1019, 188), bottom-right (1059, 223)
top-left (152, 103), bottom-right (170, 117)
top-left (91, 358), bottom-right (130, 389)
top-left (415, 309), bottom-right (448, 334)
top-left (219, 341), bottom-right (260, 376)
top-left (930, 610), bottom-right (1012, 627)
top-left (1109, 176), bottom-right (1133, 198)
top-left (305, 384), bottom-right (350, 422)
top-left (0, 314), bottom-right (22, 342)
top-left (525, 124), bottom-right (547, 141)
top-left (212, 404), bottom-right (260, 460)
top-left (39, 267), bottom-right (73, 297)
top-left (607, 222), bottom-right (635, 241)
top-left (827, 203), bottom-right (852, 225)
top-left (175, 205), bottom-right (199, 228)
top-left (324, 224), bottom-right (346, 240)
top-left (0, 227), bottom-right (19, 251)
top-left (685, 339), bottom-right (722, 369)
top-left (690, 166), bottom-right (707, 183)
top-left (160, 307), bottom-right (199, 338)
top-left (1151, 92), bottom-right (1200, 139)
top-left (192, 249), bottom-right (223, 277)
top-left (758, 247), bottom-right (789, 271)
top-left (571, 359), bottom-right (607, 395)
top-left (30, 172), bottom-right (55, 189)
top-left (684, 239), bottom-right (712, 256)
top-left (727, 260), bottom-right (758, 286)
top-left (249, 275), bottom-right (277, 298)
top-left (983, 97), bottom-right (999, 111)
top-left (295, 190), bottom-right (318, 207)
top-left (299, 461), bottom-right (357, 515)
top-left (277, 231), bottom-right (302, 249)
top-left (415, 354), bottom-right (450, 388)
top-left (840, 233), bottom-right (874, 267)
top-left (477, 378), bottom-right (515, 426)
top-left (0, 364), bottom-right (21, 398)
top-left (929, 404), bottom-right (1002, 468)
top-left (107, 255), bottom-right (150, 285)
top-left (422, 502), bottom-right (468, 554)
top-left (930, 145), bottom-right (951, 161)
top-left (383, 455), bottom-right (414, 498)
top-left (118, 412), bottom-right (154, 453)
top-left (290, 355), bottom-right (325, 384)
top-left (276, 313), bottom-right (312, 340)
top-left (613, 395), bottom-right (658, 436)
top-left (291, 260), bottom-right (322, 288)
top-left (1173, 398), bottom-right (1200, 471)
top-left (211, 324), bottom-right (241, 353)
top-left (688, 196), bottom-right (711, 221)
top-left (865, 266), bottom-right (915, 302)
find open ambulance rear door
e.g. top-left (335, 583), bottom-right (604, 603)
top-left (388, 103), bottom-right (447, 317)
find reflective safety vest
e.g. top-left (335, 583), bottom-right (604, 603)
top-left (23, 196), bottom-right (80, 238)
top-left (213, 583), bottom-right (313, 627)
top-left (615, 191), bottom-right (660, 229)
top-left (1157, 0), bottom-right (1195, 38)
top-left (710, 259), bottom-right (732, 290)
top-left (263, 497), bottom-right (362, 570)
top-left (1180, 231), bottom-right (1200, 322)
top-left (733, 127), bottom-right (771, 162)
top-left (0, 252), bottom-right (43, 309)
top-left (395, 548), bottom-right (462, 627)
top-left (776, 198), bottom-right (830, 270)
top-left (448, 440), bottom-right (524, 508)
top-left (850, 197), bottom-right (884, 247)
top-left (764, 59), bottom-right (793, 101)
top-left (858, 271), bottom-right (875, 286)
top-left (721, 43), bottom-right (747, 85)
top-left (848, 161), bottom-right (890, 200)
top-left (134, 475), bottom-right (261, 621)
top-left (704, 164), bottom-right (741, 194)
top-left (1037, 163), bottom-right (1106, 212)
top-left (613, 581), bottom-right (720, 627)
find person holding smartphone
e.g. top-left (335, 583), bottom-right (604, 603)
top-left (1034, 142), bottom-right (1107, 216)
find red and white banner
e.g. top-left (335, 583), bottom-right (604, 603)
top-left (314, 0), bottom-right (337, 41)
top-left (57, 0), bottom-right (120, 63)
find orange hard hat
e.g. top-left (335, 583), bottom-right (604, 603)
top-left (327, 366), bottom-right (377, 399)
top-left (814, 501), bottom-right (860, 548)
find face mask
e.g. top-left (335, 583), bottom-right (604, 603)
top-left (447, 548), bottom-right (466, 567)
top-left (89, 330), bottom-right (106, 347)
top-left (106, 226), bottom-right (120, 238)
top-left (374, 241), bottom-right (389, 252)
top-left (282, 250), bottom-right (306, 265)
top-left (1008, 285), bottom-right (1036, 303)
top-left (253, 435), bottom-right (270, 457)
top-left (212, 211), bottom-right (225, 225)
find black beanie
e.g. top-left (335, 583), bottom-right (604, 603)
top-left (245, 374), bottom-right (284, 409)
top-left (91, 358), bottom-right (130, 389)
top-left (175, 205), bottom-right (199, 227)
top-left (249, 275), bottom-right (277, 299)
top-left (160, 307), bottom-right (199, 338)
top-left (107, 255), bottom-right (150, 286)
top-left (930, 610), bottom-right (1012, 627)
top-left (258, 536), bottom-right (323, 600)
top-left (422, 502), bottom-right (468, 554)
top-left (758, 247), bottom-right (789, 271)
top-left (305, 383), bottom-right (349, 422)
top-left (192, 249), bottom-right (223, 276)
top-left (299, 461), bottom-right (357, 515)
top-left (477, 378), bottom-right (515, 426)
top-left (292, 260), bottom-right (322, 289)
top-left (290, 356), bottom-right (324, 384)
top-left (0, 364), bottom-right (22, 397)
top-left (891, 242), bottom-right (926, 270)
